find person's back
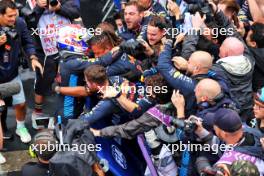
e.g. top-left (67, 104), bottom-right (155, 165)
top-left (246, 21), bottom-right (264, 91)
top-left (21, 130), bottom-right (57, 176)
top-left (212, 37), bottom-right (254, 122)
top-left (22, 162), bottom-right (49, 176)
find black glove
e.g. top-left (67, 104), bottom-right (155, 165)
top-left (120, 39), bottom-right (145, 57)
top-left (62, 119), bottom-right (90, 145)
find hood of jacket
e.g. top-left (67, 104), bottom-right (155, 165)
top-left (216, 55), bottom-right (253, 76)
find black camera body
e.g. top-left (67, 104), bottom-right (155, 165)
top-left (171, 117), bottom-right (198, 134)
top-left (185, 0), bottom-right (214, 23)
top-left (120, 39), bottom-right (146, 59)
top-left (49, 0), bottom-right (59, 7)
top-left (0, 27), bottom-right (18, 40)
top-left (196, 156), bottom-right (226, 176)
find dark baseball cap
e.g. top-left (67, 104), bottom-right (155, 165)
top-left (212, 108), bottom-right (242, 133)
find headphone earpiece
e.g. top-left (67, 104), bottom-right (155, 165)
top-left (29, 145), bottom-right (37, 158)
top-left (28, 129), bottom-right (58, 159)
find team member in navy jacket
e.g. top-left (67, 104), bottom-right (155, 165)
top-left (0, 0), bottom-right (42, 143)
top-left (30, 0), bottom-right (80, 128)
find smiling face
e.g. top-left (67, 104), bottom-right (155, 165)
top-left (0, 7), bottom-right (17, 27)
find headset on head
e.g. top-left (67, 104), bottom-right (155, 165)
top-left (29, 129), bottom-right (58, 158)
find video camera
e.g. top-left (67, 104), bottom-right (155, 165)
top-left (170, 116), bottom-right (198, 134)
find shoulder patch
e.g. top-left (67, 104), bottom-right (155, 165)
top-left (173, 71), bottom-right (181, 78)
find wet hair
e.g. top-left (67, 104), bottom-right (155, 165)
top-left (251, 22), bottom-right (264, 48)
top-left (148, 15), bottom-right (166, 30)
top-left (0, 0), bottom-right (17, 15)
top-left (84, 65), bottom-right (107, 85)
top-left (97, 22), bottom-right (116, 35)
top-left (144, 73), bottom-right (173, 104)
top-left (124, 1), bottom-right (145, 13)
top-left (88, 31), bottom-right (122, 49)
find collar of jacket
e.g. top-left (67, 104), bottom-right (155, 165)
top-left (192, 74), bottom-right (209, 82)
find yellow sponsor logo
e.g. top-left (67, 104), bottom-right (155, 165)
top-left (173, 71), bottom-right (181, 78)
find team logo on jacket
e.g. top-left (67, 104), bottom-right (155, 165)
top-left (111, 145), bottom-right (127, 169)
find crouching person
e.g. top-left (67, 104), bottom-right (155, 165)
top-left (21, 129), bottom-right (57, 176)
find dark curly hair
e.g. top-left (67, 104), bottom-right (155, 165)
top-left (144, 73), bottom-right (172, 104)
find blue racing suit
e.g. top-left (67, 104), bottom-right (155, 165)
top-left (59, 51), bottom-right (142, 121)
top-left (58, 52), bottom-right (116, 120)
top-left (157, 41), bottom-right (197, 115)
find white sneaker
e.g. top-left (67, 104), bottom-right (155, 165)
top-left (0, 153), bottom-right (6, 164)
top-left (16, 127), bottom-right (31, 143)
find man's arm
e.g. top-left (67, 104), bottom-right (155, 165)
top-left (248, 0), bottom-right (264, 21)
top-left (157, 40), bottom-right (197, 114)
top-left (118, 96), bottom-right (154, 116)
top-left (18, 17), bottom-right (36, 57)
top-left (115, 94), bottom-right (139, 113)
top-left (95, 112), bottom-right (161, 139)
top-left (56, 86), bottom-right (91, 97)
top-left (181, 32), bottom-right (199, 60)
top-left (56, 0), bottom-right (80, 21)
top-left (157, 40), bottom-right (196, 94)
top-left (79, 100), bottom-right (116, 124)
top-left (101, 82), bottom-right (155, 117)
top-left (181, 12), bottom-right (207, 60)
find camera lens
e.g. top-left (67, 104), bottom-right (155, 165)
top-left (50, 0), bottom-right (58, 6)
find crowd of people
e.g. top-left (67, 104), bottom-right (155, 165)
top-left (1, 0), bottom-right (264, 175)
